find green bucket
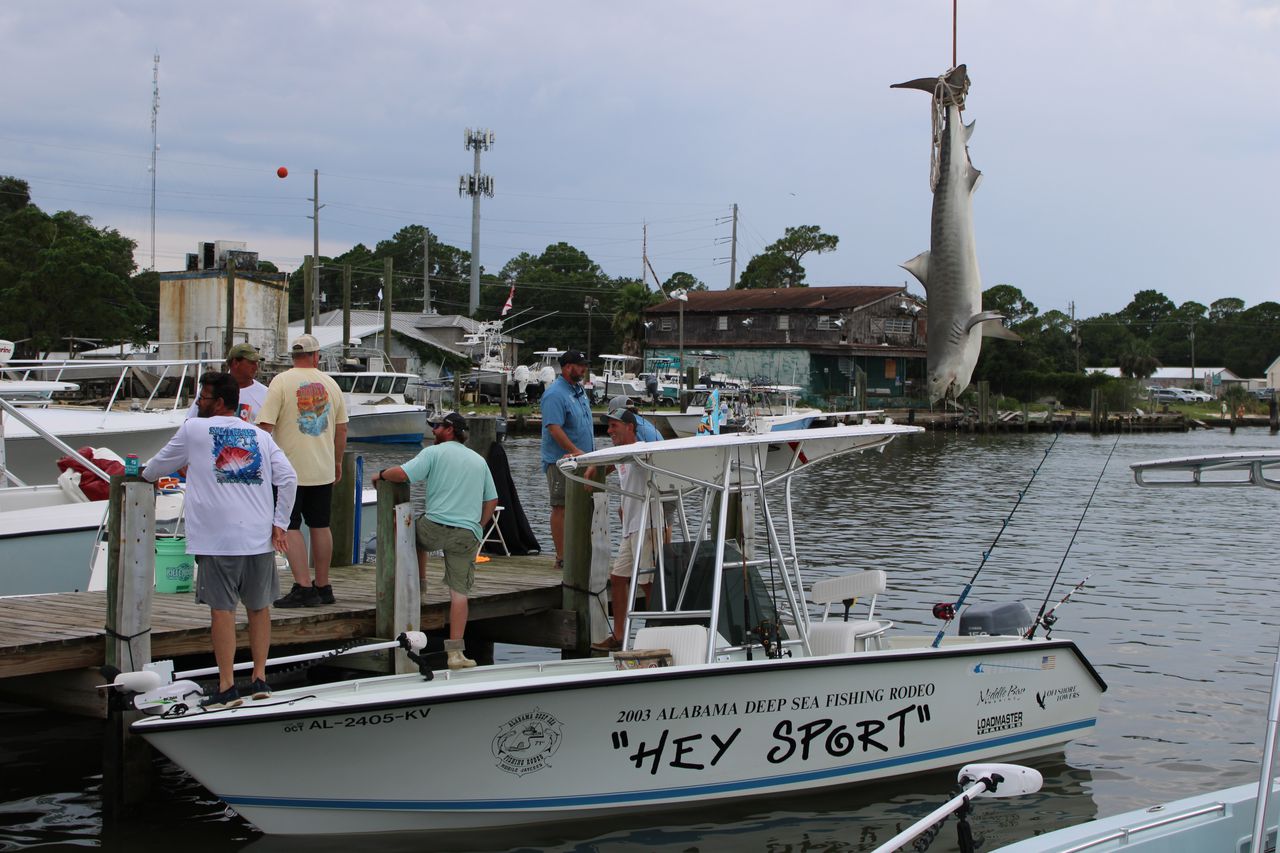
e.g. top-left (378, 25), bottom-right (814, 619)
top-left (155, 536), bottom-right (195, 593)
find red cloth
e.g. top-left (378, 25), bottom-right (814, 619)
top-left (55, 447), bottom-right (125, 502)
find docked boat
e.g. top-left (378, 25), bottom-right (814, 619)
top-left (739, 385), bottom-right (825, 433)
top-left (597, 354), bottom-right (648, 402)
top-left (131, 424), bottom-right (1103, 835)
top-left (330, 369), bottom-right (427, 444)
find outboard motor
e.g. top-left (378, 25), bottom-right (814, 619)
top-left (958, 602), bottom-right (1032, 637)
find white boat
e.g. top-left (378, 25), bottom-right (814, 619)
top-left (330, 370), bottom-right (427, 444)
top-left (130, 424), bottom-right (1103, 836)
top-left (740, 385), bottom-right (825, 433)
top-left (598, 354), bottom-right (648, 402)
top-left (638, 356), bottom-right (682, 403)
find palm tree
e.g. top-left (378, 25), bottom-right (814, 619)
top-left (610, 282), bottom-right (662, 357)
top-left (1118, 340), bottom-right (1160, 379)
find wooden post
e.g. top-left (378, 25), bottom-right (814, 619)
top-left (855, 367), bottom-right (867, 411)
top-left (223, 257), bottom-right (236, 354)
top-left (103, 476), bottom-right (156, 816)
top-left (465, 415), bottom-right (496, 456)
top-left (383, 257), bottom-right (393, 359)
top-left (374, 479), bottom-right (416, 673)
top-left (1090, 388), bottom-right (1101, 435)
top-left (563, 465), bottom-right (596, 659)
top-left (329, 450), bottom-right (357, 568)
top-left (1271, 395), bottom-right (1278, 435)
top-left (342, 264), bottom-right (352, 361)
top-left (1023, 402), bottom-right (1030, 433)
top-left (978, 381), bottom-right (991, 433)
top-left (500, 371), bottom-right (509, 421)
top-left (302, 255), bottom-right (313, 334)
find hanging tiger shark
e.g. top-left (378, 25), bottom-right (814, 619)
top-left (892, 65), bottom-right (1018, 403)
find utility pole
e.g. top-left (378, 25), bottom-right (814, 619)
top-left (729, 203), bottom-right (738, 289)
top-left (302, 256), bottom-right (313, 335)
top-left (1189, 324), bottom-right (1196, 389)
top-left (308, 169), bottom-right (325, 327)
top-left (148, 53), bottom-right (159, 271)
top-left (422, 227), bottom-right (432, 314)
top-left (459, 128), bottom-right (494, 317)
top-left (1070, 300), bottom-right (1081, 373)
top-left (584, 297), bottom-right (599, 364)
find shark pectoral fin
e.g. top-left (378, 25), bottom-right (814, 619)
top-left (901, 251), bottom-right (930, 289)
top-left (967, 167), bottom-right (982, 192)
top-left (891, 76), bottom-right (938, 93)
top-left (967, 313), bottom-right (1021, 341)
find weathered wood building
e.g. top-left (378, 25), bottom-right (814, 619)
top-left (644, 286), bottom-right (926, 401)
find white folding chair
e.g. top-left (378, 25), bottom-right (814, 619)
top-left (807, 570), bottom-right (892, 654)
top-left (475, 505), bottom-right (509, 558)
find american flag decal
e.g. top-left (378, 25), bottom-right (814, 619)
top-left (1041, 655), bottom-right (1056, 670)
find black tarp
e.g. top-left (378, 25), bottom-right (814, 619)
top-left (483, 441), bottom-right (541, 556)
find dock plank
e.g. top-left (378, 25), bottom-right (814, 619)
top-left (0, 555), bottom-right (565, 681)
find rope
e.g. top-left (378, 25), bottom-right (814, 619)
top-left (928, 69), bottom-right (969, 192)
top-left (931, 431), bottom-right (1060, 648)
top-left (1026, 434), bottom-right (1121, 638)
top-left (103, 624), bottom-right (152, 673)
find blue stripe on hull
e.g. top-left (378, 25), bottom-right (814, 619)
top-left (223, 717), bottom-right (1096, 813)
top-left (347, 434), bottom-right (423, 444)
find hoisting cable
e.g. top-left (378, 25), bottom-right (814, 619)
top-left (931, 431), bottom-right (1061, 648)
top-left (1025, 433), bottom-right (1121, 639)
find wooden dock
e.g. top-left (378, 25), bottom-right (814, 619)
top-left (0, 556), bottom-right (571, 716)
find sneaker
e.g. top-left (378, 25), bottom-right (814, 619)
top-left (591, 635), bottom-right (622, 652)
top-left (315, 584), bottom-right (335, 605)
top-left (248, 678), bottom-right (272, 700)
top-left (274, 583), bottom-right (320, 608)
top-left (201, 685), bottom-right (242, 710)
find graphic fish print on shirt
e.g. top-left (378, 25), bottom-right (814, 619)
top-left (210, 426), bottom-right (264, 485)
top-left (295, 381), bottom-right (331, 437)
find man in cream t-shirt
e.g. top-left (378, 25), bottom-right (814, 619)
top-left (256, 334), bottom-right (348, 608)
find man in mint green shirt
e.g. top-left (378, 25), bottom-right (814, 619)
top-left (373, 412), bottom-right (498, 669)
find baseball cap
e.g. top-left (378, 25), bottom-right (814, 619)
top-left (290, 334), bottom-right (321, 354)
top-left (608, 394), bottom-right (634, 411)
top-left (605, 407), bottom-right (637, 425)
top-left (429, 411), bottom-right (469, 433)
top-left (558, 350), bottom-right (588, 366)
top-left (225, 343), bottom-right (260, 362)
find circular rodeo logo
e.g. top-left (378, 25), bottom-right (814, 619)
top-left (492, 708), bottom-right (564, 776)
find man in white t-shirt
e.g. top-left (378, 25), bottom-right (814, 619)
top-left (186, 343), bottom-right (268, 422)
top-left (585, 408), bottom-right (662, 652)
top-left (144, 372), bottom-right (297, 710)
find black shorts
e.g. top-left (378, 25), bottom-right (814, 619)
top-left (289, 483), bottom-right (334, 530)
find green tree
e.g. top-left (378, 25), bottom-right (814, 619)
top-left (1118, 289), bottom-right (1176, 338)
top-left (983, 284), bottom-right (1038, 326)
top-left (1118, 339), bottom-right (1160, 379)
top-left (0, 194), bottom-right (144, 356)
top-left (497, 243), bottom-right (618, 355)
top-left (610, 281), bottom-right (663, 357)
top-left (737, 225), bottom-right (838, 289)
top-left (663, 271), bottom-right (706, 292)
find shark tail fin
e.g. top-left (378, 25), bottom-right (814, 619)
top-left (901, 251), bottom-right (930, 290)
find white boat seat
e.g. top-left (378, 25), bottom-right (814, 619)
top-left (633, 625), bottom-right (711, 666)
top-left (808, 570), bottom-right (891, 653)
top-left (475, 506), bottom-right (508, 558)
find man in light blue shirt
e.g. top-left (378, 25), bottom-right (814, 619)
top-left (374, 412), bottom-right (498, 669)
top-left (540, 350), bottom-right (594, 566)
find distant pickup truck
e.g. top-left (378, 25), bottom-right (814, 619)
top-left (1250, 388), bottom-right (1276, 400)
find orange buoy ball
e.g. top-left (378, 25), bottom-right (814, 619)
top-left (276, 166), bottom-right (288, 179)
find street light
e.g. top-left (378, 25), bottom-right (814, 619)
top-left (671, 288), bottom-right (689, 399)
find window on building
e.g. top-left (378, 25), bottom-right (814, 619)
top-left (884, 317), bottom-right (914, 336)
top-left (717, 315), bottom-right (729, 331)
top-left (777, 315), bottom-right (790, 331)
top-left (817, 315), bottom-right (833, 331)
top-left (660, 317), bottom-right (674, 332)
top-left (885, 359), bottom-right (897, 379)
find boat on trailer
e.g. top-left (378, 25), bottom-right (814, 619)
top-left (130, 424), bottom-right (1103, 836)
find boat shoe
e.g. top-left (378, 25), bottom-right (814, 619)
top-left (591, 636), bottom-right (622, 652)
top-left (201, 685), bottom-right (243, 710)
top-left (248, 678), bottom-right (272, 700)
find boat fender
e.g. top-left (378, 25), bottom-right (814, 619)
top-left (399, 631), bottom-right (428, 652)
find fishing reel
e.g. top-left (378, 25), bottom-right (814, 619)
top-left (933, 602), bottom-right (957, 621)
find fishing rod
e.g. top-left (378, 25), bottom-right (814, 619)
top-left (931, 431), bottom-right (1061, 648)
top-left (1026, 574), bottom-right (1091, 640)
top-left (1026, 433), bottom-right (1122, 639)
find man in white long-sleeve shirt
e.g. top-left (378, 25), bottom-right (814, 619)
top-left (144, 372), bottom-right (297, 710)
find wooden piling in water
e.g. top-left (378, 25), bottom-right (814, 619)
top-left (374, 479), bottom-right (418, 673)
top-left (563, 464), bottom-right (596, 660)
top-left (103, 474), bottom-right (157, 816)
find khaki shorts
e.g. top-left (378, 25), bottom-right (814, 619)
top-left (610, 529), bottom-right (661, 580)
top-left (415, 517), bottom-right (479, 595)
top-left (545, 464), bottom-right (568, 507)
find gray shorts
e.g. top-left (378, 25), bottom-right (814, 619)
top-left (195, 553), bottom-right (279, 611)
top-left (415, 517), bottom-right (478, 595)
top-left (545, 464), bottom-right (568, 507)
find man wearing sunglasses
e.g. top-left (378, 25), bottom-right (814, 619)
top-left (373, 412), bottom-right (498, 670)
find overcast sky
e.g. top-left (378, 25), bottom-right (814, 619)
top-left (2, 1), bottom-right (1276, 318)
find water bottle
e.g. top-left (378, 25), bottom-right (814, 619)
top-left (125, 454), bottom-right (140, 478)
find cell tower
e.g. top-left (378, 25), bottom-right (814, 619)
top-left (459, 128), bottom-right (494, 316)
top-left (149, 53), bottom-right (160, 270)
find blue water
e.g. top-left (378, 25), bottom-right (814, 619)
top-left (2, 427), bottom-right (1278, 851)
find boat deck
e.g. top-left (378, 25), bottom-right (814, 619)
top-left (0, 555), bottom-right (567, 711)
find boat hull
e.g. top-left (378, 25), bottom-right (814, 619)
top-left (3, 408), bottom-right (187, 485)
top-left (135, 637), bottom-right (1101, 835)
top-left (345, 405), bottom-right (426, 444)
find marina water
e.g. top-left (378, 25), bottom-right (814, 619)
top-left (3, 428), bottom-right (1277, 851)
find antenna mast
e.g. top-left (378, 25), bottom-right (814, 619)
top-left (149, 53), bottom-right (159, 270)
top-left (460, 128), bottom-right (494, 317)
